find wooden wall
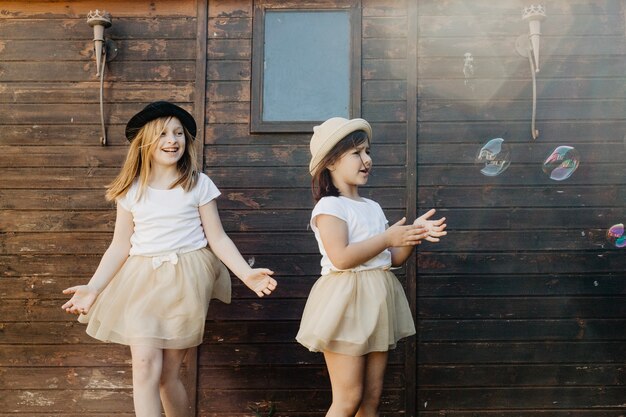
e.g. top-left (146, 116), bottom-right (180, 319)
top-left (0, 0), bottom-right (416, 416)
top-left (0, 1), bottom-right (198, 415)
top-left (416, 0), bottom-right (626, 415)
top-left (199, 0), bottom-right (414, 416)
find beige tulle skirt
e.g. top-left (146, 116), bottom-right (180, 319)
top-left (78, 247), bottom-right (231, 349)
top-left (296, 268), bottom-right (416, 356)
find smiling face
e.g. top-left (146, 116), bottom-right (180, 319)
top-left (149, 116), bottom-right (186, 169)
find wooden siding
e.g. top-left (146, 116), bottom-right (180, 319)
top-left (0, 0), bottom-right (416, 416)
top-left (0, 1), bottom-right (197, 415)
top-left (416, 0), bottom-right (626, 416)
top-left (199, 0), bottom-right (414, 416)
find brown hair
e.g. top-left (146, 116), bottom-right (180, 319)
top-left (105, 116), bottom-right (199, 201)
top-left (311, 130), bottom-right (369, 201)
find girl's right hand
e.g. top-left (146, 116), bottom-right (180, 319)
top-left (61, 285), bottom-right (98, 315)
top-left (242, 268), bottom-right (277, 297)
top-left (385, 217), bottom-right (429, 247)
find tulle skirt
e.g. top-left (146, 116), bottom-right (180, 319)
top-left (78, 247), bottom-right (231, 349)
top-left (296, 268), bottom-right (416, 356)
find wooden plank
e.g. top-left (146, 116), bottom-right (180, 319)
top-left (0, 389), bottom-right (133, 413)
top-left (0, 146), bottom-right (126, 168)
top-left (363, 38), bottom-right (407, 59)
top-left (412, 230), bottom-right (624, 252)
top-left (417, 0), bottom-right (623, 16)
top-left (0, 1), bottom-right (195, 18)
top-left (418, 14), bottom-right (625, 36)
top-left (207, 101), bottom-right (249, 123)
top-left (417, 121), bottom-right (626, 144)
top-left (0, 125), bottom-right (131, 146)
top-left (0, 61), bottom-right (195, 82)
top-left (0, 103), bottom-right (194, 126)
top-left (417, 57), bottom-right (626, 78)
top-left (0, 231), bottom-right (321, 255)
top-left (0, 345), bottom-right (131, 367)
top-left (363, 58), bottom-right (407, 80)
top-left (418, 387), bottom-right (626, 410)
top-left (362, 101), bottom-right (407, 122)
top-left (418, 36), bottom-right (626, 57)
top-left (419, 364), bottom-right (626, 387)
top-left (206, 60), bottom-right (250, 80)
top-left (0, 187), bottom-right (405, 210)
top-left (418, 142), bottom-right (626, 164)
top-left (205, 122), bottom-right (407, 145)
top-left (416, 164), bottom-right (626, 186)
top-left (419, 78), bottom-right (626, 100)
top-left (419, 319), bottom-right (626, 342)
top-left (196, 389), bottom-right (403, 413)
top-left (362, 16), bottom-right (407, 38)
top-left (420, 207), bottom-right (626, 230)
top-left (207, 38), bottom-right (251, 59)
top-left (418, 412), bottom-right (626, 417)
top-left (363, 0), bottom-right (408, 17)
top-left (418, 274), bottom-right (626, 297)
top-left (0, 82), bottom-right (193, 104)
top-left (416, 252), bottom-right (626, 275)
top-left (0, 210), bottom-right (115, 232)
top-left (0, 254), bottom-right (322, 277)
top-left (198, 365), bottom-right (404, 389)
top-left (0, 17), bottom-right (196, 40)
top-left (208, 17), bottom-right (252, 39)
top-left (418, 341), bottom-right (626, 364)
top-left (207, 80), bottom-right (250, 102)
top-left (0, 39), bottom-right (195, 61)
top-left (1, 167), bottom-right (117, 189)
top-left (204, 143), bottom-right (406, 166)
top-left (205, 166), bottom-right (404, 188)
top-left (209, 0), bottom-right (252, 18)
top-left (418, 99), bottom-right (625, 122)
top-left (363, 80), bottom-right (407, 100)
top-left (418, 185), bottom-right (626, 208)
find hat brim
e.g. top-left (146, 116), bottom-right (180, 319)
top-left (125, 101), bottom-right (197, 142)
top-left (309, 119), bottom-right (372, 175)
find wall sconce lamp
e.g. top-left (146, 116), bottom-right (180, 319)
top-left (87, 10), bottom-right (118, 145)
top-left (515, 5), bottom-right (546, 140)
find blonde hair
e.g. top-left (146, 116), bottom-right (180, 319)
top-left (105, 116), bottom-right (199, 201)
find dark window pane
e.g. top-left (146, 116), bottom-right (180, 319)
top-left (263, 11), bottom-right (350, 122)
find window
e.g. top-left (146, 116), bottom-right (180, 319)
top-left (251, 1), bottom-right (361, 132)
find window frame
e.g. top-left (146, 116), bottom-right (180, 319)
top-left (251, 0), bottom-right (361, 133)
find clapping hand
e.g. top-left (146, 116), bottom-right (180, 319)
top-left (413, 209), bottom-right (447, 242)
top-left (242, 269), bottom-right (277, 297)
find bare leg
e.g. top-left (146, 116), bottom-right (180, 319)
top-left (323, 351), bottom-right (366, 417)
top-left (130, 345), bottom-right (163, 417)
top-left (355, 352), bottom-right (388, 417)
top-left (160, 348), bottom-right (192, 417)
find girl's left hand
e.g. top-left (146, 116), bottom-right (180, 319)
top-left (242, 268), bottom-right (277, 297)
top-left (414, 209), bottom-right (447, 242)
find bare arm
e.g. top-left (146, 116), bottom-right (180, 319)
top-left (199, 200), bottom-right (276, 297)
top-left (62, 204), bottom-right (134, 314)
top-left (317, 214), bottom-right (428, 270)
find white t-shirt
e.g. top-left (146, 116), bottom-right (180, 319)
top-left (117, 173), bottom-right (220, 256)
top-left (311, 196), bottom-right (392, 275)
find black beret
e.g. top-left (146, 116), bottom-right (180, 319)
top-left (125, 101), bottom-right (196, 142)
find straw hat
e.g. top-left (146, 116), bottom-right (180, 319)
top-left (125, 101), bottom-right (196, 142)
top-left (309, 117), bottom-right (372, 176)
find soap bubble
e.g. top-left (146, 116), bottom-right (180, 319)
top-left (606, 223), bottom-right (626, 248)
top-left (542, 146), bottom-right (580, 181)
top-left (476, 138), bottom-right (511, 176)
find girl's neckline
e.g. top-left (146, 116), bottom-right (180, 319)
top-left (147, 184), bottom-right (180, 191)
top-left (339, 196), bottom-right (368, 203)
